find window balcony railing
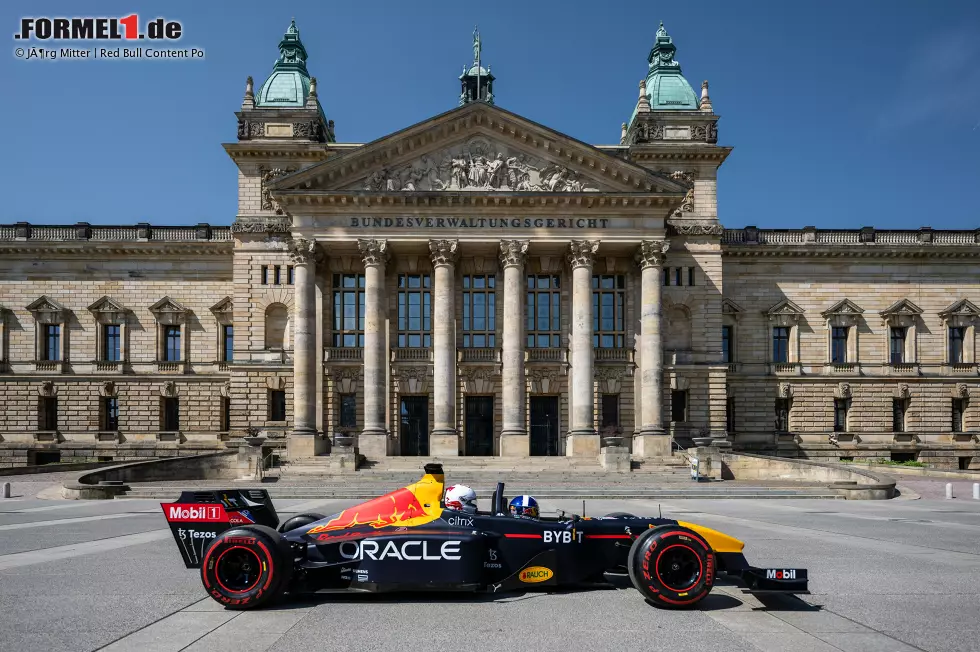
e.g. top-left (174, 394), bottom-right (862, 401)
top-left (155, 361), bottom-right (184, 373)
top-left (945, 362), bottom-right (978, 375)
top-left (94, 360), bottom-right (125, 373)
top-left (727, 362), bottom-right (738, 373)
top-left (770, 362), bottom-right (801, 375)
top-left (457, 348), bottom-right (500, 364)
top-left (34, 360), bottom-right (64, 372)
top-left (594, 348), bottom-right (632, 362)
top-left (883, 362), bottom-right (919, 375)
top-left (324, 347), bottom-right (363, 362)
top-left (525, 348), bottom-right (568, 363)
top-left (824, 362), bottom-right (860, 375)
top-left (391, 347), bottom-right (432, 362)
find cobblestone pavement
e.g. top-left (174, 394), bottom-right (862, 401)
top-left (1, 491), bottom-right (979, 651)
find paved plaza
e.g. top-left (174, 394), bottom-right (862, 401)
top-left (1, 473), bottom-right (979, 652)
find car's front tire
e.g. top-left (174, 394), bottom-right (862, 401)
top-left (201, 525), bottom-right (292, 610)
top-left (628, 525), bottom-right (714, 609)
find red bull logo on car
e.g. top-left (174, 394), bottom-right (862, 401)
top-left (307, 487), bottom-right (429, 535)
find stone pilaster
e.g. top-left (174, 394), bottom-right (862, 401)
top-left (634, 239), bottom-right (670, 457)
top-left (566, 240), bottom-right (600, 457)
top-left (499, 239), bottom-right (529, 456)
top-left (430, 239), bottom-right (459, 456)
top-left (287, 238), bottom-right (324, 459)
top-left (358, 238), bottom-right (389, 459)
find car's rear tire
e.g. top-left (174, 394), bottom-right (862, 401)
top-left (628, 525), bottom-right (714, 609)
top-left (604, 512), bottom-right (637, 519)
top-left (278, 512), bottom-right (326, 533)
top-left (201, 524), bottom-right (292, 610)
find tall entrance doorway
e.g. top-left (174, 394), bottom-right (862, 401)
top-left (529, 396), bottom-right (561, 456)
top-left (399, 396), bottom-right (429, 456)
top-left (465, 396), bottom-right (494, 456)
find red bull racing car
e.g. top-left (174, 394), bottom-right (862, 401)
top-left (162, 464), bottom-right (808, 609)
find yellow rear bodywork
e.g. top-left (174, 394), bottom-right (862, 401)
top-left (675, 521), bottom-right (745, 553)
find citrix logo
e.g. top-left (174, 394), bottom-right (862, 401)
top-left (339, 539), bottom-right (462, 561)
top-left (446, 515), bottom-right (474, 528)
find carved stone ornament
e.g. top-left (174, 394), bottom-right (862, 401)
top-left (236, 118), bottom-right (264, 140)
top-left (328, 367), bottom-right (363, 381)
top-left (38, 381), bottom-right (56, 397)
top-left (348, 137), bottom-right (600, 193)
top-left (835, 382), bottom-right (852, 399)
top-left (395, 367), bottom-right (428, 380)
top-left (594, 366), bottom-right (625, 381)
top-left (220, 381), bottom-right (232, 398)
top-left (499, 239), bottom-right (529, 268)
top-left (100, 381), bottom-right (117, 398)
top-left (260, 167), bottom-right (295, 215)
top-left (953, 383), bottom-right (969, 399)
top-left (567, 240), bottom-right (600, 269)
top-left (635, 240), bottom-right (669, 269)
top-left (358, 239), bottom-right (389, 266)
top-left (293, 120), bottom-right (324, 142)
top-left (288, 238), bottom-right (319, 265)
top-left (266, 376), bottom-right (287, 390)
top-left (161, 381), bottom-right (178, 398)
top-left (663, 170), bottom-right (697, 217)
top-left (668, 222), bottom-right (725, 236)
top-left (895, 383), bottom-right (911, 400)
top-left (231, 219), bottom-right (291, 234)
top-left (778, 382), bottom-right (793, 399)
top-left (429, 239), bottom-right (459, 267)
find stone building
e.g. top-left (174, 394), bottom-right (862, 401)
top-left (1, 22), bottom-right (978, 469)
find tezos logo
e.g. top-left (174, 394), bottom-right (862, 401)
top-left (519, 566), bottom-right (554, 583)
top-left (177, 528), bottom-right (216, 541)
top-left (765, 569), bottom-right (796, 580)
top-left (446, 515), bottom-right (474, 528)
top-left (167, 504), bottom-right (223, 522)
top-left (14, 15), bottom-right (182, 41)
top-left (339, 539), bottom-right (462, 561)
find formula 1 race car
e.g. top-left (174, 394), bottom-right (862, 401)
top-left (162, 464), bottom-right (808, 610)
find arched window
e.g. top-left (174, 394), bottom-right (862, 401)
top-left (264, 304), bottom-right (289, 350)
top-left (663, 306), bottom-right (692, 351)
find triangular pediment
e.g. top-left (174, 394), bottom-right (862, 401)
top-left (270, 102), bottom-right (688, 195)
top-left (765, 299), bottom-right (804, 316)
top-left (149, 296), bottom-right (188, 315)
top-left (939, 299), bottom-right (980, 318)
top-left (879, 299), bottom-right (922, 318)
top-left (210, 296), bottom-right (234, 315)
top-left (821, 299), bottom-right (864, 318)
top-left (721, 298), bottom-right (743, 314)
top-left (26, 295), bottom-right (68, 314)
top-left (88, 296), bottom-right (130, 314)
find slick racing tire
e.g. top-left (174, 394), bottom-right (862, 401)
top-left (628, 525), bottom-right (714, 609)
top-left (278, 512), bottom-right (326, 533)
top-left (201, 525), bottom-right (293, 610)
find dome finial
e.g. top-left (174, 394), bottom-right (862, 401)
top-left (699, 79), bottom-right (713, 112)
top-left (459, 27), bottom-right (495, 105)
top-left (636, 78), bottom-right (651, 113)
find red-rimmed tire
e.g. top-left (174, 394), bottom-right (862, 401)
top-left (201, 525), bottom-right (292, 610)
top-left (628, 525), bottom-right (714, 609)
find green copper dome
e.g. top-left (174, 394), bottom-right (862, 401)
top-left (630, 22), bottom-right (699, 123)
top-left (255, 20), bottom-right (312, 108)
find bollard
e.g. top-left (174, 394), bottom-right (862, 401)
top-left (945, 483), bottom-right (953, 499)
top-left (973, 483), bottom-right (979, 500)
top-left (1, 482), bottom-right (10, 499)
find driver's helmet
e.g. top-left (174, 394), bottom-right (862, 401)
top-left (509, 495), bottom-right (539, 518)
top-left (444, 484), bottom-right (478, 512)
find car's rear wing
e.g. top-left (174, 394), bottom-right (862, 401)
top-left (161, 489), bottom-right (279, 568)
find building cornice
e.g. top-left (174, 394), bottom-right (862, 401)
top-left (222, 142), bottom-right (358, 162)
top-left (722, 227), bottom-right (980, 259)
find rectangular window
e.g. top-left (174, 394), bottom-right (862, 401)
top-left (39, 396), bottom-right (58, 431)
top-left (274, 265), bottom-right (281, 285)
top-left (663, 268), bottom-right (669, 286)
top-left (727, 396), bottom-right (736, 433)
top-left (164, 325), bottom-right (181, 361)
top-left (526, 275), bottom-right (561, 348)
top-left (397, 274), bottom-right (431, 348)
top-left (339, 394), bottom-right (357, 429)
top-left (332, 274), bottom-right (366, 348)
top-left (103, 397), bottom-right (118, 431)
top-left (221, 397), bottom-right (231, 431)
top-left (722, 325), bottom-right (733, 363)
top-left (949, 327), bottom-right (965, 364)
top-left (670, 390), bottom-right (687, 423)
top-left (831, 326), bottom-right (848, 364)
top-left (269, 390), bottom-right (286, 421)
top-left (833, 398), bottom-right (849, 432)
top-left (163, 397), bottom-right (179, 431)
top-left (42, 324), bottom-right (61, 361)
top-left (775, 398), bottom-right (790, 432)
top-left (890, 327), bottom-right (907, 364)
top-left (892, 399), bottom-right (907, 433)
top-left (688, 267), bottom-right (696, 286)
top-left (221, 325), bottom-right (234, 362)
top-left (462, 275), bottom-right (496, 348)
top-left (772, 327), bottom-right (789, 363)
top-left (952, 398), bottom-right (964, 433)
top-left (601, 394), bottom-right (620, 428)
top-left (674, 268), bottom-right (682, 287)
top-left (103, 324), bottom-right (121, 362)
top-left (592, 275), bottom-right (625, 348)
top-left (287, 266), bottom-right (294, 285)
top-left (261, 265), bottom-right (268, 285)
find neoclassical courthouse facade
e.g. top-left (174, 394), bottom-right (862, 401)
top-left (2, 23), bottom-right (979, 468)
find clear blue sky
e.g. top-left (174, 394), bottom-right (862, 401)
top-left (2, 0), bottom-right (978, 229)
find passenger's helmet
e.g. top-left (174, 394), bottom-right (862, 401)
top-left (509, 495), bottom-right (539, 518)
top-left (444, 484), bottom-right (478, 511)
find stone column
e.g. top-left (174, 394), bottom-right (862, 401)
top-left (430, 239), bottom-right (459, 456)
top-left (287, 238), bottom-right (325, 459)
top-left (566, 240), bottom-right (600, 457)
top-left (358, 239), bottom-right (389, 459)
top-left (634, 240), bottom-right (670, 457)
top-left (499, 240), bottom-right (529, 456)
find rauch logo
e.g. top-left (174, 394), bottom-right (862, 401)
top-left (166, 505), bottom-right (224, 522)
top-left (519, 566), bottom-right (554, 583)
